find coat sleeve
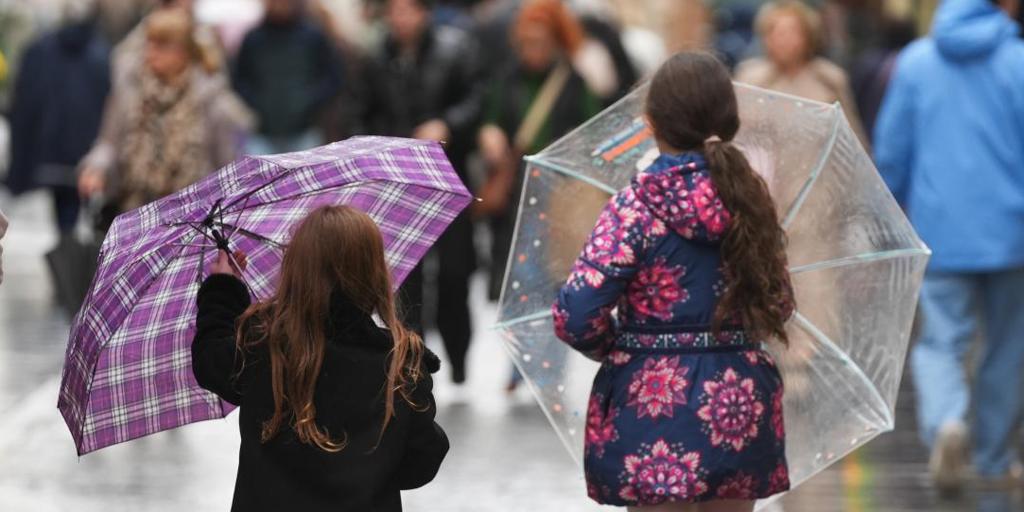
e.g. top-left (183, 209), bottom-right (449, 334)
top-left (395, 369), bottom-right (449, 490)
top-left (552, 191), bottom-right (647, 361)
top-left (192, 273), bottom-right (252, 405)
top-left (873, 52), bottom-right (916, 206)
top-left (441, 36), bottom-right (484, 139)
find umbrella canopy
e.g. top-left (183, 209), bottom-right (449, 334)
top-left (495, 83), bottom-right (930, 498)
top-left (59, 136), bottom-right (472, 454)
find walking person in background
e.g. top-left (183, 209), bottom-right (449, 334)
top-left (78, 8), bottom-right (252, 224)
top-left (6, 2), bottom-right (109, 234)
top-left (358, 0), bottom-right (483, 385)
top-left (0, 208), bottom-right (6, 286)
top-left (474, 0), bottom-right (602, 391)
top-left (553, 52), bottom-right (793, 511)
top-left (193, 206), bottom-right (448, 511)
top-left (233, 0), bottom-right (343, 154)
top-left (735, 0), bottom-right (868, 148)
top-left (874, 0), bottom-right (1024, 494)
top-left (109, 0), bottom-right (223, 89)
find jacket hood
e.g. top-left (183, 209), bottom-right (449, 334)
top-left (933, 0), bottom-right (1019, 60)
top-left (632, 152), bottom-right (732, 244)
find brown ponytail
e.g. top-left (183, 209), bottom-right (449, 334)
top-left (646, 52), bottom-right (793, 343)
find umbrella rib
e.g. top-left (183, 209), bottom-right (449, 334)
top-left (780, 106), bottom-right (842, 229)
top-left (213, 222), bottom-right (286, 249)
top-left (790, 312), bottom-right (894, 428)
top-left (524, 156), bottom-right (619, 195)
top-left (492, 310), bottom-right (553, 330)
top-left (789, 248), bottom-right (931, 275)
top-left (497, 328), bottom-right (584, 469)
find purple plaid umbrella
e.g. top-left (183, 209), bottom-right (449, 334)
top-left (59, 136), bottom-right (472, 454)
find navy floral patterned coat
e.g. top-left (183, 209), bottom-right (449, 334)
top-left (552, 152), bottom-right (790, 506)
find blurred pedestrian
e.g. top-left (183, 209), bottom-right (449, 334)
top-left (553, 52), bottom-right (793, 510)
top-left (874, 0), bottom-right (1024, 493)
top-left (735, 0), bottom-right (868, 148)
top-left (78, 8), bottom-right (252, 223)
top-left (850, 17), bottom-right (916, 142)
top-left (110, 0), bottom-right (223, 89)
top-left (233, 0), bottom-right (343, 154)
top-left (0, 207), bottom-right (6, 286)
top-left (475, 0), bottom-right (604, 391)
top-left (193, 206), bottom-right (448, 511)
top-left (475, 0), bottom-right (601, 304)
top-left (6, 4), bottom-right (109, 234)
top-left (357, 0), bottom-right (483, 384)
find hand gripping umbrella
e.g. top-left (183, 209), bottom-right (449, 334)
top-left (494, 83), bottom-right (930, 499)
top-left (60, 137), bottom-right (472, 454)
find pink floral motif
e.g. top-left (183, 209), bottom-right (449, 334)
top-left (552, 305), bottom-right (571, 342)
top-left (636, 171), bottom-right (699, 237)
top-left (772, 389), bottom-right (785, 441)
top-left (573, 261), bottom-right (606, 289)
top-left (587, 306), bottom-right (615, 340)
top-left (627, 357), bottom-right (690, 420)
top-left (586, 394), bottom-right (620, 458)
top-left (619, 439), bottom-right (708, 503)
top-left (692, 175), bottom-right (732, 237)
top-left (627, 258), bottom-right (687, 322)
top-left (697, 368), bottom-right (765, 451)
top-left (609, 351), bottom-right (632, 365)
top-left (584, 205), bottom-right (635, 267)
top-left (716, 473), bottom-right (759, 500)
top-left (743, 350), bottom-right (773, 366)
top-left (768, 463), bottom-right (790, 494)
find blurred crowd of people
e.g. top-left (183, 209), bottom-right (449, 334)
top-left (2, 0), bottom-right (1023, 498)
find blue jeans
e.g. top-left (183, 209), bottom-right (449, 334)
top-left (912, 270), bottom-right (1024, 476)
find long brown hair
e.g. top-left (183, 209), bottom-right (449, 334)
top-left (646, 52), bottom-right (793, 343)
top-left (237, 206), bottom-right (426, 451)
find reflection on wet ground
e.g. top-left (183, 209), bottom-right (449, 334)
top-left (0, 192), bottom-right (1019, 511)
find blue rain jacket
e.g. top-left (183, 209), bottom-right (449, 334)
top-left (874, 0), bottom-right (1024, 272)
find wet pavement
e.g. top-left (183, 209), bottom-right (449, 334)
top-left (1, 190), bottom-right (1021, 511)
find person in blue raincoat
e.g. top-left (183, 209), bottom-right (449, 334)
top-left (553, 52), bottom-right (795, 511)
top-left (874, 0), bottom-right (1024, 492)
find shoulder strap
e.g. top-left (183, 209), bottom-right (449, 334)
top-left (514, 62), bottom-right (573, 152)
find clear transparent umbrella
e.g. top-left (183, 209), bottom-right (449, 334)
top-left (494, 83), bottom-right (930, 502)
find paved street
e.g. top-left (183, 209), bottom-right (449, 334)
top-left (0, 191), bottom-right (1021, 511)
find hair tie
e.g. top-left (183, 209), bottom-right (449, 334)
top-left (705, 135), bottom-right (723, 145)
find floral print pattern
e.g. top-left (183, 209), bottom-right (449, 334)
top-left (619, 439), bottom-right (708, 504)
top-left (768, 463), bottom-right (790, 494)
top-left (627, 357), bottom-right (690, 420)
top-left (698, 368), bottom-right (765, 451)
top-left (553, 152), bottom-right (790, 506)
top-left (586, 394), bottom-right (620, 458)
top-left (635, 170), bottom-right (700, 238)
top-left (772, 389), bottom-right (785, 441)
top-left (692, 174), bottom-right (732, 237)
top-left (716, 473), bottom-right (759, 500)
top-left (628, 258), bottom-right (688, 322)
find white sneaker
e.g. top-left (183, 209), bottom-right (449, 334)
top-left (930, 421), bottom-right (969, 494)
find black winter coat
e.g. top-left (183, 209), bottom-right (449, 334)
top-left (7, 21), bottom-right (109, 194)
top-left (356, 25), bottom-right (483, 177)
top-left (192, 274), bottom-right (448, 512)
top-left (232, 19), bottom-right (343, 137)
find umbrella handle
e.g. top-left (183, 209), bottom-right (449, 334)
top-left (211, 229), bottom-right (230, 252)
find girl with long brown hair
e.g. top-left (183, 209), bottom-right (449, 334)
top-left (192, 205), bottom-right (448, 512)
top-left (553, 52), bottom-right (794, 512)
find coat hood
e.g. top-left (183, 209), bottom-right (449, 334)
top-left (631, 152), bottom-right (732, 244)
top-left (933, 0), bottom-right (1020, 60)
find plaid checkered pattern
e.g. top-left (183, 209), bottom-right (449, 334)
top-left (59, 137), bottom-right (472, 454)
